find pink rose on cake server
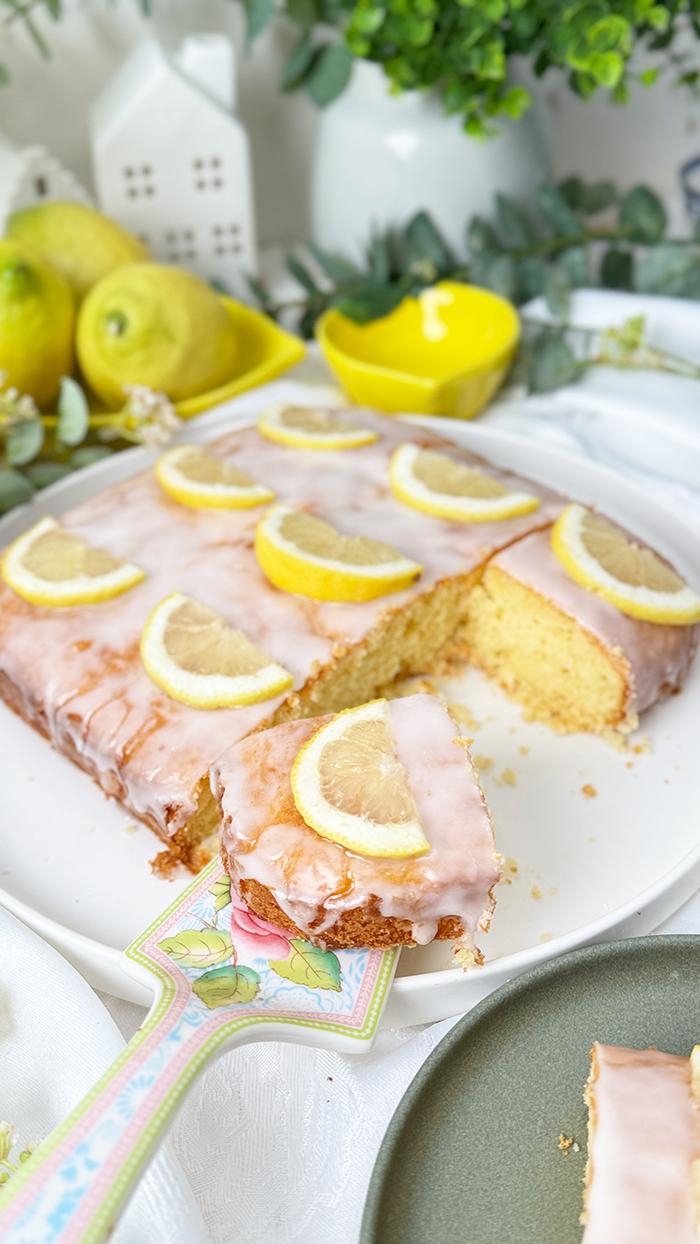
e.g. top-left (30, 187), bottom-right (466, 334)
top-left (230, 892), bottom-right (292, 960)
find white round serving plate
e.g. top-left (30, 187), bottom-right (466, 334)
top-left (1, 378), bottom-right (699, 1028)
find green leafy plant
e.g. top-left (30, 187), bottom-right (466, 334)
top-left (0, 375), bottom-right (182, 516)
top-left (251, 175), bottom-right (700, 393)
top-left (241, 0), bottom-right (700, 134)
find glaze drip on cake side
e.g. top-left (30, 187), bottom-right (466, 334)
top-left (583, 1043), bottom-right (700, 1244)
top-left (213, 694), bottom-right (501, 951)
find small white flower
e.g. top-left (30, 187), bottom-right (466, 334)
top-left (0, 1121), bottom-right (18, 1163)
top-left (121, 384), bottom-right (182, 449)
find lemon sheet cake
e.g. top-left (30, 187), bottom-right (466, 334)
top-left (0, 410), bottom-right (560, 870)
top-left (212, 693), bottom-right (501, 955)
top-left (581, 1043), bottom-right (700, 1243)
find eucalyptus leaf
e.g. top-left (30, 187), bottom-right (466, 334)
top-left (57, 376), bottom-right (89, 447)
top-left (334, 282), bottom-right (405, 323)
top-left (530, 334), bottom-right (579, 393)
top-left (6, 419), bottom-right (44, 466)
top-left (481, 253), bottom-right (517, 301)
top-left (367, 233), bottom-right (391, 283)
top-left (537, 183), bottom-right (584, 238)
top-left (466, 216), bottom-right (501, 259)
top-left (308, 242), bottom-right (361, 284)
top-left (581, 180), bottom-right (616, 214)
top-left (305, 43), bottom-right (353, 107)
top-left (517, 255), bottom-right (547, 301)
top-left (634, 243), bottom-right (700, 296)
top-left (619, 186), bottom-right (667, 243)
top-left (495, 193), bottom-right (532, 248)
top-left (558, 245), bottom-right (589, 288)
top-left (544, 262), bottom-right (571, 319)
top-left (286, 252), bottom-right (321, 294)
top-left (24, 461), bottom-right (73, 489)
top-left (281, 32), bottom-right (316, 90)
top-left (0, 469), bottom-right (33, 514)
top-left (404, 211), bottom-right (452, 272)
top-left (601, 247), bottom-right (633, 290)
top-left (242, 0), bottom-right (275, 40)
top-left (69, 446), bottom-right (113, 469)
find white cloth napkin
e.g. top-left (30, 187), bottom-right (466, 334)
top-left (97, 293), bottom-right (700, 1244)
top-left (0, 904), bottom-right (210, 1244)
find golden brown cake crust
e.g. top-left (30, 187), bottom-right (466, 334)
top-left (235, 873), bottom-right (470, 951)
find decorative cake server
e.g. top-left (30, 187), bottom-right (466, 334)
top-left (0, 858), bottom-right (398, 1244)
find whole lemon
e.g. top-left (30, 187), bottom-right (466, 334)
top-left (76, 264), bottom-right (238, 408)
top-left (0, 239), bottom-right (74, 408)
top-left (7, 201), bottom-right (149, 301)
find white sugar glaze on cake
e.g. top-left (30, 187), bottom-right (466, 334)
top-left (491, 530), bottom-right (699, 725)
top-left (213, 694), bottom-right (500, 948)
top-left (583, 1043), bottom-right (700, 1244)
top-left (0, 413), bottom-right (561, 842)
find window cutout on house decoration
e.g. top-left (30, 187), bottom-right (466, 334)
top-left (122, 165), bottom-right (156, 199)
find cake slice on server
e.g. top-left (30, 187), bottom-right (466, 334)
top-left (581, 1043), bottom-right (700, 1243)
top-left (211, 694), bottom-right (501, 958)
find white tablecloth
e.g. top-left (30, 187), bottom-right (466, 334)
top-left (97, 292), bottom-right (700, 1244)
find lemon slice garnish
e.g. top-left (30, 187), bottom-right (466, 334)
top-left (257, 402), bottom-right (379, 451)
top-left (140, 592), bottom-right (294, 708)
top-left (551, 503), bottom-right (700, 625)
top-left (389, 443), bottom-right (540, 523)
top-left (291, 699), bottom-right (430, 858)
top-left (255, 504), bottom-right (423, 602)
top-left (155, 444), bottom-right (275, 509)
top-left (1, 516), bottom-right (145, 607)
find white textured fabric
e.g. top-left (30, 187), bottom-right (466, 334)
top-left (0, 905), bottom-right (210, 1244)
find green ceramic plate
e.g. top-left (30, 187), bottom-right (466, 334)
top-left (361, 936), bottom-right (700, 1244)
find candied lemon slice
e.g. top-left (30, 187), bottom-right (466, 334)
top-left (155, 444), bottom-right (275, 509)
top-left (1, 516), bottom-right (145, 607)
top-left (551, 503), bottom-right (700, 625)
top-left (389, 443), bottom-right (540, 522)
top-left (140, 592), bottom-right (293, 708)
top-left (255, 504), bottom-right (422, 602)
top-left (257, 402), bottom-right (378, 450)
top-left (291, 699), bottom-right (430, 858)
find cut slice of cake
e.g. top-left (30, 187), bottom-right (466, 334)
top-left (459, 529), bottom-right (699, 736)
top-left (581, 1042), bottom-right (700, 1243)
top-left (211, 693), bottom-right (501, 956)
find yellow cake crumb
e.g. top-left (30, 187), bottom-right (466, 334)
top-left (541, 931), bottom-right (552, 942)
top-left (632, 735), bottom-right (652, 754)
top-left (582, 784), bottom-right (597, 799)
top-left (474, 754), bottom-right (493, 771)
top-left (499, 856), bottom-right (519, 885)
top-left (124, 822), bottom-right (138, 835)
top-left (532, 885), bottom-right (543, 900)
top-left (558, 1134), bottom-right (580, 1154)
top-left (444, 701), bottom-right (480, 730)
top-left (500, 767), bottom-right (517, 786)
top-left (519, 746), bottom-right (530, 756)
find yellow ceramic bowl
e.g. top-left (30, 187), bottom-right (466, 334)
top-left (316, 281), bottom-right (520, 419)
top-left (174, 296), bottom-right (305, 418)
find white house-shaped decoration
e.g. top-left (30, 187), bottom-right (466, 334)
top-left (90, 35), bottom-right (257, 299)
top-left (0, 138), bottom-right (92, 231)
